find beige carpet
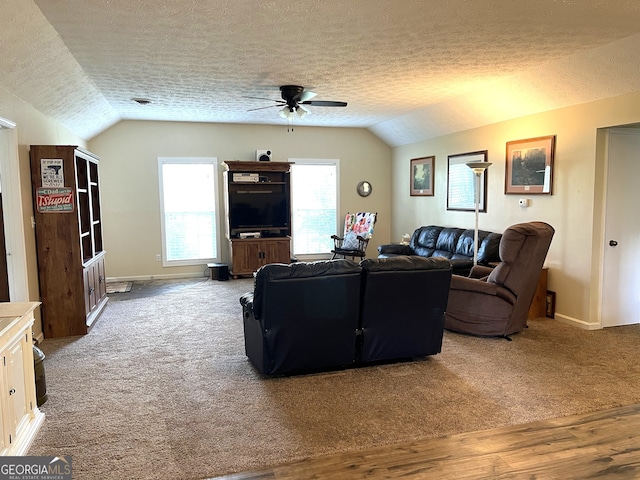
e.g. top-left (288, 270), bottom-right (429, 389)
top-left (105, 281), bottom-right (132, 294)
top-left (28, 278), bottom-right (640, 480)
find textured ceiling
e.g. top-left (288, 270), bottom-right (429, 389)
top-left (1, 1), bottom-right (640, 146)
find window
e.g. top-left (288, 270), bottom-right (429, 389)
top-left (158, 157), bottom-right (219, 266)
top-left (290, 159), bottom-right (339, 258)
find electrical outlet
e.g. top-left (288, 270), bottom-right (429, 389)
top-left (156, 254), bottom-right (161, 262)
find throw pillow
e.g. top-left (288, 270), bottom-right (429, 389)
top-left (342, 232), bottom-right (360, 250)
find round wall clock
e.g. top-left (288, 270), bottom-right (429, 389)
top-left (357, 181), bottom-right (372, 197)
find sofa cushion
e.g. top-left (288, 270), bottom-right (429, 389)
top-left (412, 245), bottom-right (436, 257)
top-left (448, 257), bottom-right (473, 273)
top-left (435, 227), bottom-right (463, 253)
top-left (452, 229), bottom-right (497, 271)
top-left (477, 232), bottom-right (502, 265)
top-left (256, 258), bottom-right (361, 281)
top-left (254, 259), bottom-right (361, 319)
top-left (377, 243), bottom-right (413, 257)
top-left (361, 255), bottom-right (451, 272)
top-left (412, 226), bottom-right (443, 250)
top-left (453, 229), bottom-right (476, 257)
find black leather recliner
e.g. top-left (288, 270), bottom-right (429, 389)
top-left (240, 260), bottom-right (363, 375)
top-left (359, 256), bottom-right (452, 363)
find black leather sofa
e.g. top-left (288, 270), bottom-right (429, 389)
top-left (240, 257), bottom-right (452, 376)
top-left (378, 225), bottom-right (502, 276)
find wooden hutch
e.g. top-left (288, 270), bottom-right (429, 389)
top-left (30, 145), bottom-right (107, 337)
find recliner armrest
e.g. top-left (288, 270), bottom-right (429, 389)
top-left (450, 275), bottom-right (516, 304)
top-left (377, 244), bottom-right (413, 255)
top-left (239, 292), bottom-right (254, 311)
top-left (469, 265), bottom-right (494, 279)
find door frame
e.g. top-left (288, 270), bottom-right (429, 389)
top-left (0, 117), bottom-right (29, 301)
top-left (598, 126), bottom-right (640, 328)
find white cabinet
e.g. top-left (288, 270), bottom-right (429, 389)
top-left (0, 302), bottom-right (45, 456)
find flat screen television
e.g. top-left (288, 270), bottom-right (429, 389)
top-left (229, 192), bottom-right (289, 231)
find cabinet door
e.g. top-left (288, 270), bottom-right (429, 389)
top-left (231, 241), bottom-right (261, 275)
top-left (0, 366), bottom-right (8, 452)
top-left (83, 264), bottom-right (96, 315)
top-left (7, 338), bottom-right (29, 441)
top-left (0, 304), bottom-right (44, 456)
top-left (96, 256), bottom-right (107, 302)
top-left (263, 240), bottom-right (290, 265)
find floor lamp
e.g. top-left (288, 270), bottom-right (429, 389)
top-left (466, 161), bottom-right (492, 265)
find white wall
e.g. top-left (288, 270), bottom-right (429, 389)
top-left (88, 121), bottom-right (392, 280)
top-left (1, 86), bottom-right (87, 340)
top-left (391, 90), bottom-right (640, 328)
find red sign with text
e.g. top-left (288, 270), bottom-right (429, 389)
top-left (36, 187), bottom-right (75, 213)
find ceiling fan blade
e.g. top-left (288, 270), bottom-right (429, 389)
top-left (242, 95), bottom-right (283, 102)
top-left (301, 100), bottom-right (347, 107)
top-left (298, 91), bottom-right (317, 102)
top-left (247, 104), bottom-right (282, 112)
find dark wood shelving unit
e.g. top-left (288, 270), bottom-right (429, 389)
top-left (30, 145), bottom-right (107, 337)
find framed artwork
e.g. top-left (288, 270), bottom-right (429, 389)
top-left (505, 135), bottom-right (556, 194)
top-left (410, 156), bottom-right (434, 196)
top-left (447, 150), bottom-right (488, 211)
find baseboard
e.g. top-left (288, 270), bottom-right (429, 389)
top-left (8, 408), bottom-right (45, 456)
top-left (554, 313), bottom-right (601, 330)
top-left (106, 272), bottom-right (207, 282)
top-left (34, 332), bottom-right (45, 345)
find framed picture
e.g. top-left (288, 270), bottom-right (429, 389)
top-left (505, 135), bottom-right (556, 194)
top-left (447, 150), bottom-right (488, 211)
top-left (410, 156), bottom-right (434, 196)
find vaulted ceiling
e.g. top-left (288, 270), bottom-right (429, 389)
top-left (2, 1), bottom-right (640, 146)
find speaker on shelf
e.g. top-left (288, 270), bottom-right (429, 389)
top-left (256, 149), bottom-right (272, 162)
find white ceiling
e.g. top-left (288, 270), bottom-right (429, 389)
top-left (2, 0), bottom-right (640, 146)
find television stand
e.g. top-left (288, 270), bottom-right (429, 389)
top-left (229, 237), bottom-right (291, 277)
top-left (223, 161), bottom-right (293, 276)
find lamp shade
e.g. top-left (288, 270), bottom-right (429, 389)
top-left (466, 162), bottom-right (492, 174)
top-left (279, 107), bottom-right (294, 119)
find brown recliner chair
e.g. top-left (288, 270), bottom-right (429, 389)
top-left (445, 221), bottom-right (554, 338)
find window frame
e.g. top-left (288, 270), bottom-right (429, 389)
top-left (157, 157), bottom-right (221, 267)
top-left (289, 158), bottom-right (340, 261)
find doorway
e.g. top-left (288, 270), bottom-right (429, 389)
top-left (601, 127), bottom-right (640, 327)
top-left (0, 118), bottom-right (30, 301)
top-left (0, 195), bottom-right (9, 301)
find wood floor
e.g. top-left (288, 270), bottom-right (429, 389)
top-left (210, 403), bottom-right (640, 480)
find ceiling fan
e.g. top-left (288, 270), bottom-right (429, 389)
top-left (247, 85), bottom-right (347, 120)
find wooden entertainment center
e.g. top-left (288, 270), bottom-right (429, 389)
top-left (222, 161), bottom-right (293, 277)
